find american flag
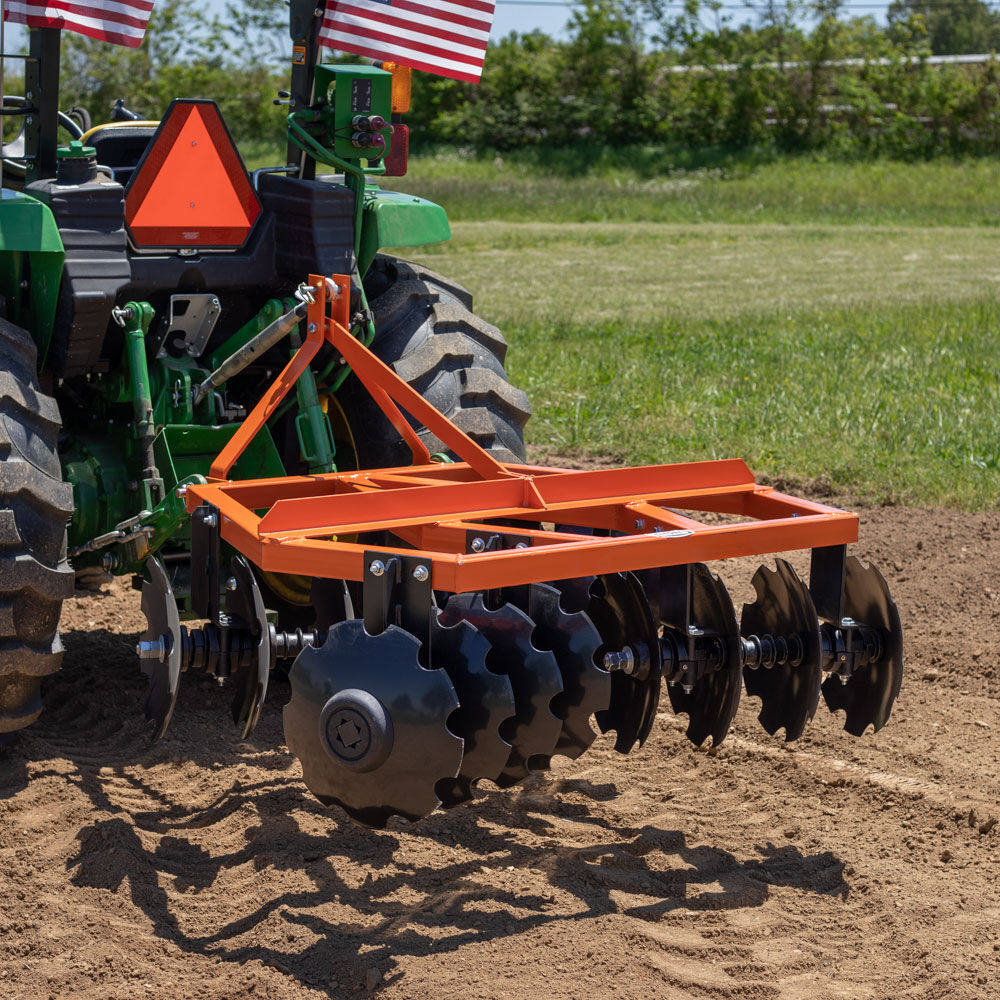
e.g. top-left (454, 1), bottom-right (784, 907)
top-left (319, 0), bottom-right (495, 84)
top-left (2, 0), bottom-right (155, 48)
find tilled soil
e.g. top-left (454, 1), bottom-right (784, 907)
top-left (1, 505), bottom-right (999, 1000)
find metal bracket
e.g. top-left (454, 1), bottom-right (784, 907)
top-left (809, 544), bottom-right (847, 623)
top-left (464, 528), bottom-right (531, 610)
top-left (362, 551), bottom-right (434, 652)
top-left (190, 503), bottom-right (221, 624)
top-left (155, 294), bottom-right (222, 359)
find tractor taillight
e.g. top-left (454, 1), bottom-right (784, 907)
top-left (384, 124), bottom-right (409, 177)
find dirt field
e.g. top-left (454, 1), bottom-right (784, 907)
top-left (1, 505), bottom-right (998, 1000)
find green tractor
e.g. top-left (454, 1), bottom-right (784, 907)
top-left (0, 4), bottom-right (529, 730)
top-left (0, 4), bottom-right (902, 828)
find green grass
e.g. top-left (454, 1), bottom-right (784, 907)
top-left (416, 221), bottom-right (1000, 325)
top-left (496, 302), bottom-right (1000, 510)
top-left (398, 217), bottom-right (1000, 509)
top-left (391, 150), bottom-right (1000, 227)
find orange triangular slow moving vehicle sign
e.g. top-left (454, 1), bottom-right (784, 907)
top-left (125, 99), bottom-right (261, 250)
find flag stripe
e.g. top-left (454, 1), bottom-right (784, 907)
top-left (320, 0), bottom-right (495, 83)
top-left (323, 26), bottom-right (483, 71)
top-left (327, 9), bottom-right (487, 59)
top-left (6, 0), bottom-right (150, 30)
top-left (332, 1), bottom-right (490, 45)
top-left (3, 0), bottom-right (153, 48)
top-left (4, 11), bottom-right (147, 45)
top-left (326, 37), bottom-right (485, 84)
top-left (360, 0), bottom-right (492, 33)
top-left (7, 0), bottom-right (155, 15)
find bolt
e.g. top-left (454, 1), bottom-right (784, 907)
top-left (603, 648), bottom-right (636, 674)
top-left (203, 513), bottom-right (217, 527)
top-left (136, 637), bottom-right (167, 662)
top-left (192, 140), bottom-right (197, 147)
top-left (841, 617), bottom-right (856, 627)
top-left (369, 559), bottom-right (385, 578)
top-left (682, 684), bottom-right (694, 694)
top-left (471, 537), bottom-right (486, 552)
top-left (515, 542), bottom-right (528, 549)
top-left (412, 565), bottom-right (429, 582)
top-left (634, 518), bottom-right (645, 529)
top-left (839, 673), bottom-right (850, 686)
top-left (176, 485), bottom-right (188, 497)
top-left (226, 577), bottom-right (238, 592)
top-left (308, 322), bottom-right (317, 333)
top-left (189, 202), bottom-right (195, 208)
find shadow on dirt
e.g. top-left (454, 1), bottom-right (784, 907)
top-left (30, 626), bottom-right (849, 995)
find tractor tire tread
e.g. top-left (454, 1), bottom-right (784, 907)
top-left (0, 320), bottom-right (71, 740)
top-left (345, 255), bottom-right (530, 468)
top-left (364, 256), bottom-right (474, 310)
top-left (0, 317), bottom-right (39, 384)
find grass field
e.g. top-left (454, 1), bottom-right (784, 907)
top-left (391, 155), bottom-right (1000, 509)
top-left (391, 151), bottom-right (1000, 227)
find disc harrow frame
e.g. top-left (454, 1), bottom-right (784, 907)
top-left (133, 272), bottom-right (904, 825)
top-left (183, 274), bottom-right (860, 591)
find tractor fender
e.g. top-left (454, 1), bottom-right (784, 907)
top-left (358, 189), bottom-right (450, 278)
top-left (0, 192), bottom-right (65, 362)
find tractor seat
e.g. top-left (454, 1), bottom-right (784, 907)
top-left (81, 121), bottom-right (160, 185)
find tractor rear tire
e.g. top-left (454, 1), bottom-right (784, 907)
top-left (0, 318), bottom-right (75, 739)
top-left (341, 255), bottom-right (531, 468)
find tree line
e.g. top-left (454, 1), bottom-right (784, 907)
top-left (49, 0), bottom-right (1000, 159)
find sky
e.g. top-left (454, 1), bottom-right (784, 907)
top-left (492, 0), bottom-right (575, 40)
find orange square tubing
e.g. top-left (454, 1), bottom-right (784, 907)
top-left (186, 271), bottom-right (863, 597)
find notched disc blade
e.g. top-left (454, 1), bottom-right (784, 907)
top-left (525, 583), bottom-right (608, 760)
top-left (139, 557), bottom-right (182, 741)
top-left (667, 563), bottom-right (742, 748)
top-left (821, 557), bottom-right (904, 737)
top-left (439, 593), bottom-right (562, 788)
top-left (431, 614), bottom-right (515, 808)
top-left (284, 620), bottom-right (461, 828)
top-left (227, 556), bottom-right (273, 738)
top-left (741, 559), bottom-right (822, 741)
top-left (589, 572), bottom-right (662, 754)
